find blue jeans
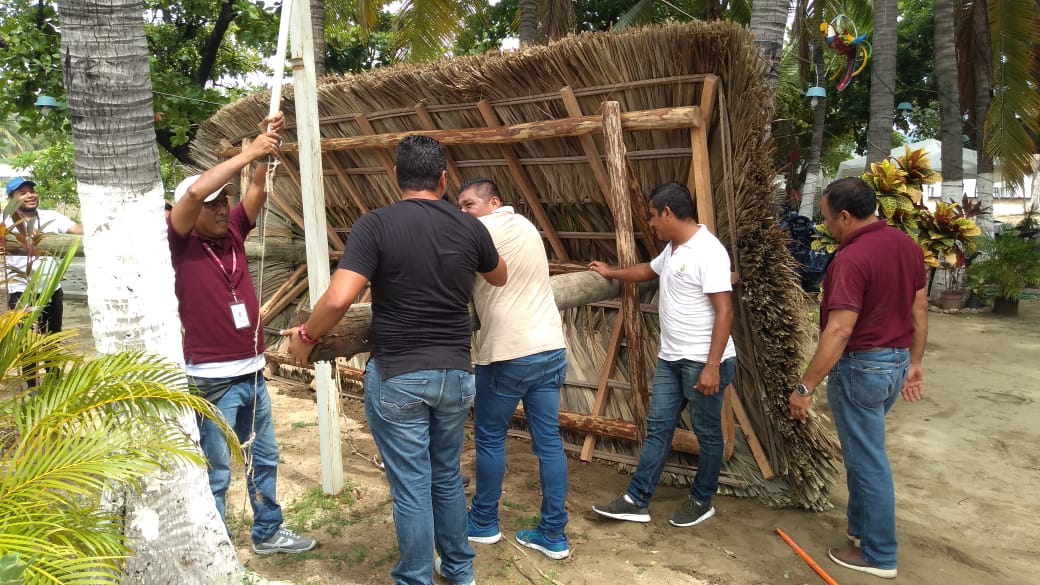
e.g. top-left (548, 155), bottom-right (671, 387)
top-left (627, 357), bottom-right (736, 508)
top-left (364, 359), bottom-right (476, 585)
top-left (827, 348), bottom-right (909, 570)
top-left (196, 371), bottom-right (283, 545)
top-left (471, 349), bottom-right (568, 536)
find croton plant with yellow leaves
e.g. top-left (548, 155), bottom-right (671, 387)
top-left (812, 146), bottom-right (981, 271)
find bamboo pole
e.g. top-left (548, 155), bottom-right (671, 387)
top-left (602, 101), bottom-right (649, 440)
top-left (217, 105), bottom-right (704, 157)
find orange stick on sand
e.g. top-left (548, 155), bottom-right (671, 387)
top-left (775, 528), bottom-right (841, 585)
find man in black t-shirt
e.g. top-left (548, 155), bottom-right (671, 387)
top-left (287, 136), bottom-right (506, 585)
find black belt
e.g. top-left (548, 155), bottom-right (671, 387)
top-left (844, 347), bottom-right (891, 355)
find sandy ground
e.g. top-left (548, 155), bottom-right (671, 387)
top-left (61, 299), bottom-right (1040, 584)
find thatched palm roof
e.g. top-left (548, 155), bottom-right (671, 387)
top-left (189, 21), bottom-right (839, 510)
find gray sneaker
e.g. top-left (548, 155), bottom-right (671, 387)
top-left (593, 494), bottom-right (650, 522)
top-left (434, 555), bottom-right (476, 585)
top-left (252, 527), bottom-right (316, 555)
top-left (668, 497), bottom-right (715, 527)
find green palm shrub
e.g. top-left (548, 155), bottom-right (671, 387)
top-left (0, 243), bottom-right (238, 584)
top-left (966, 234), bottom-right (1040, 302)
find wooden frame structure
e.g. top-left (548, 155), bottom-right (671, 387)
top-left (229, 74), bottom-right (774, 483)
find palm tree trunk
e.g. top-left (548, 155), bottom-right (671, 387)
top-left (57, 0), bottom-right (242, 582)
top-left (518, 0), bottom-right (538, 45)
top-left (800, 42), bottom-right (827, 218)
top-left (311, 0), bottom-right (325, 77)
top-left (867, 0), bottom-right (898, 164)
top-left (935, 0), bottom-right (963, 203)
top-left (973, 5), bottom-right (995, 238)
top-left (748, 0), bottom-right (788, 118)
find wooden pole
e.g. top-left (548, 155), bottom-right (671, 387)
top-left (601, 101), bottom-right (649, 440)
top-left (289, 0), bottom-right (342, 494)
top-left (294, 271), bottom-right (621, 361)
top-left (217, 105), bottom-right (704, 158)
top-left (414, 102), bottom-right (464, 201)
top-left (579, 316), bottom-right (624, 461)
top-left (511, 409), bottom-right (703, 456)
top-left (476, 100), bottom-right (569, 260)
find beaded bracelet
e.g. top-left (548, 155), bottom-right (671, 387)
top-left (298, 322), bottom-right (319, 346)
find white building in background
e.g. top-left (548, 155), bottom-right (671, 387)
top-left (835, 139), bottom-right (1038, 216)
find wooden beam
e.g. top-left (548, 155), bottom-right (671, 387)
top-left (558, 87), bottom-right (612, 200)
top-left (295, 270), bottom-right (620, 361)
top-left (260, 263), bottom-right (307, 322)
top-left (512, 409), bottom-right (703, 456)
top-left (476, 99), bottom-right (569, 260)
top-left (415, 102), bottom-right (464, 202)
top-left (580, 315), bottom-right (625, 462)
top-left (325, 153), bottom-right (369, 214)
top-left (12, 234), bottom-right (309, 264)
top-left (722, 384), bottom-right (736, 460)
top-left (729, 385), bottom-right (776, 480)
top-left (273, 153), bottom-right (346, 251)
top-left (354, 114), bottom-right (398, 183)
top-left (217, 105), bottom-right (704, 157)
top-left (261, 273), bottom-right (311, 325)
top-left (602, 101), bottom-right (649, 440)
top-left (625, 159), bottom-right (661, 257)
top-left (687, 124), bottom-right (715, 234)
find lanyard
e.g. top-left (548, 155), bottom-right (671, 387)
top-left (203, 242), bottom-right (239, 301)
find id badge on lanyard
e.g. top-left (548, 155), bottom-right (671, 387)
top-left (205, 242), bottom-right (251, 330)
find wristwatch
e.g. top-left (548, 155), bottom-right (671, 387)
top-left (795, 383), bottom-right (815, 397)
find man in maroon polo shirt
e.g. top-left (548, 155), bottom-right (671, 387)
top-left (168, 111), bottom-right (314, 556)
top-left (790, 177), bottom-right (928, 579)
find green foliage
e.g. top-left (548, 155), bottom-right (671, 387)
top-left (966, 234), bottom-right (1040, 301)
top-left (0, 230), bottom-right (239, 583)
top-left (9, 135), bottom-right (77, 211)
top-left (0, 552), bottom-right (30, 585)
top-left (0, 1), bottom-right (67, 139)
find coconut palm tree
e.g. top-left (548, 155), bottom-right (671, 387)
top-left (866, 0), bottom-right (898, 164)
top-left (0, 250), bottom-right (238, 584)
top-left (55, 0), bottom-right (243, 581)
top-left (957, 0), bottom-right (1039, 235)
top-left (935, 0), bottom-right (964, 202)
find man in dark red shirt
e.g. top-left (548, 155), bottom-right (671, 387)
top-left (168, 111), bottom-right (314, 556)
top-left (790, 177), bottom-right (928, 579)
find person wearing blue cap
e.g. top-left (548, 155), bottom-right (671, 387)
top-left (4, 177), bottom-right (83, 329)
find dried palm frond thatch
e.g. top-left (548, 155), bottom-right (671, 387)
top-left (188, 21), bottom-right (839, 510)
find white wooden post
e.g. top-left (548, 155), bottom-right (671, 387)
top-left (289, 0), bottom-right (344, 494)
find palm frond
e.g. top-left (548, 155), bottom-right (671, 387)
top-left (391, 0), bottom-right (467, 62)
top-left (983, 0), bottom-right (1040, 190)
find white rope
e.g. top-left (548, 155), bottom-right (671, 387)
top-left (237, 0), bottom-right (292, 517)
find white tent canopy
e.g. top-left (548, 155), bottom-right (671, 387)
top-left (836, 139), bottom-right (978, 179)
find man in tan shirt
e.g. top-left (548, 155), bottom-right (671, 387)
top-left (458, 178), bottom-right (571, 560)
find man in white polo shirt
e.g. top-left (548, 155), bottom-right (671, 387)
top-left (590, 181), bottom-right (737, 528)
top-left (4, 177), bottom-right (83, 333)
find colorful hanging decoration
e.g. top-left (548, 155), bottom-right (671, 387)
top-left (821, 16), bottom-right (871, 91)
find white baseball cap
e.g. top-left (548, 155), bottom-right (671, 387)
top-left (173, 175), bottom-right (240, 203)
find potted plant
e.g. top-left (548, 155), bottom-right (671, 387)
top-left (918, 201), bottom-right (982, 310)
top-left (965, 234), bottom-right (1040, 316)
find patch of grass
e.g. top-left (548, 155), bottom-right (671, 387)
top-left (330, 546), bottom-right (369, 570)
top-left (502, 500), bottom-right (530, 512)
top-left (291, 421), bottom-right (319, 429)
top-left (372, 544), bottom-right (399, 568)
top-left (515, 514), bottom-right (540, 530)
top-left (283, 483), bottom-right (359, 534)
top-left (542, 569), bottom-right (560, 585)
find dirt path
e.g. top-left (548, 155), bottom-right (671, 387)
top-left (64, 300), bottom-right (1040, 584)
